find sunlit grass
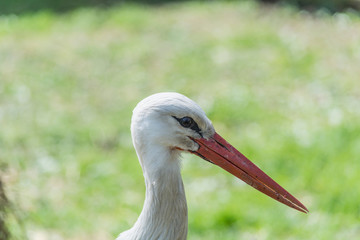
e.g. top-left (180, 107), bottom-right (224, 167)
top-left (1, 1), bottom-right (360, 239)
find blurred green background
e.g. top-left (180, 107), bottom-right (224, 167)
top-left (1, 0), bottom-right (360, 14)
top-left (1, 0), bottom-right (360, 239)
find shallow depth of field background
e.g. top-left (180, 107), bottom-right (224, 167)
top-left (1, 0), bottom-right (360, 239)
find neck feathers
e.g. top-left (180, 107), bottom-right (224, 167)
top-left (118, 148), bottom-right (188, 240)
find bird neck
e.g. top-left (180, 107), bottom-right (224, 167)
top-left (119, 147), bottom-right (188, 240)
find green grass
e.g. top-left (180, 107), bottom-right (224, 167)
top-left (1, 1), bottom-right (360, 239)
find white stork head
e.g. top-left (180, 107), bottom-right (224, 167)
top-left (130, 92), bottom-right (308, 213)
top-left (131, 92), bottom-right (214, 154)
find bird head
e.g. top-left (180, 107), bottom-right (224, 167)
top-left (131, 92), bottom-right (214, 153)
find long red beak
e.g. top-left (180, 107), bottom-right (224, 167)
top-left (191, 132), bottom-right (308, 213)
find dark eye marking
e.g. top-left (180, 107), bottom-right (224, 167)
top-left (179, 116), bottom-right (193, 128)
top-left (172, 116), bottom-right (202, 137)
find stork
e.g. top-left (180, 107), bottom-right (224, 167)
top-left (117, 92), bottom-right (308, 240)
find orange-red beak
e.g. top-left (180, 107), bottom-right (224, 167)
top-left (191, 132), bottom-right (308, 213)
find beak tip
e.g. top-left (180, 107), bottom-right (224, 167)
top-left (293, 201), bottom-right (309, 214)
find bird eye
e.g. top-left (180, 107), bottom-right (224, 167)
top-left (179, 117), bottom-right (194, 128)
top-left (172, 116), bottom-right (202, 136)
